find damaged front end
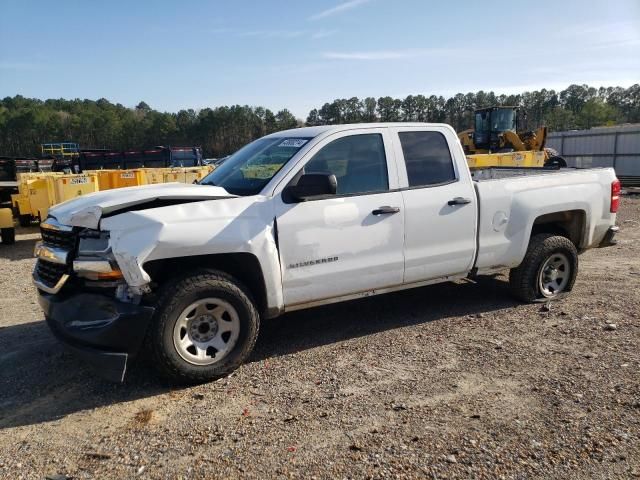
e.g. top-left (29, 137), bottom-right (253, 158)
top-left (34, 217), bottom-right (155, 382)
top-left (32, 183), bottom-right (267, 382)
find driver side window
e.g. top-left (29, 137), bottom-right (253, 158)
top-left (304, 133), bottom-right (388, 195)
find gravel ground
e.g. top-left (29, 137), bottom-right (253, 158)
top-left (0, 197), bottom-right (639, 480)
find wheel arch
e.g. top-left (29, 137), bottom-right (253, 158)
top-left (530, 209), bottom-right (586, 248)
top-left (144, 253), bottom-right (270, 317)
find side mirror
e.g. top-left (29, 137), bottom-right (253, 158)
top-left (286, 173), bottom-right (337, 202)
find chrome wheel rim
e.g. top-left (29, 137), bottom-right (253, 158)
top-left (538, 253), bottom-right (570, 297)
top-left (173, 298), bottom-right (240, 366)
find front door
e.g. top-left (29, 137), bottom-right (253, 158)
top-left (274, 129), bottom-right (405, 307)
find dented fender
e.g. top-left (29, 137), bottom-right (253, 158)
top-left (100, 195), bottom-right (284, 310)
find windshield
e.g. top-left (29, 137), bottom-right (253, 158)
top-left (200, 137), bottom-right (312, 196)
top-left (490, 109), bottom-right (516, 132)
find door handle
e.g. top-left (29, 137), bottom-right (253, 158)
top-left (372, 206), bottom-right (400, 215)
top-left (447, 197), bottom-right (472, 206)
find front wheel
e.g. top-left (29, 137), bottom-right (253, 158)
top-left (509, 234), bottom-right (578, 302)
top-left (148, 270), bottom-right (260, 384)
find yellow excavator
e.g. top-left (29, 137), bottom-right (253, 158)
top-left (458, 106), bottom-right (566, 168)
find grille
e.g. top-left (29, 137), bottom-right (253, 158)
top-left (35, 260), bottom-right (68, 289)
top-left (40, 226), bottom-right (77, 250)
top-left (38, 223), bottom-right (76, 290)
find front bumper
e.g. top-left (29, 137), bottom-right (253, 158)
top-left (39, 292), bottom-right (155, 382)
top-left (599, 225), bottom-right (619, 248)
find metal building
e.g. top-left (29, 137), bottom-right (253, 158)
top-left (546, 124), bottom-right (640, 186)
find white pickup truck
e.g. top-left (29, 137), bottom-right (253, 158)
top-left (33, 123), bottom-right (620, 382)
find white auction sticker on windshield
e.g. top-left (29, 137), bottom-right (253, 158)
top-left (278, 139), bottom-right (308, 148)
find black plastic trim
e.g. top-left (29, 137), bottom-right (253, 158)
top-left (39, 291), bottom-right (155, 382)
top-left (598, 226), bottom-right (619, 248)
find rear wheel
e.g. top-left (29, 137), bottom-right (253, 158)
top-left (148, 270), bottom-right (260, 384)
top-left (545, 156), bottom-right (567, 168)
top-left (509, 234), bottom-right (578, 302)
top-left (1, 228), bottom-right (15, 245)
top-left (544, 148), bottom-right (567, 168)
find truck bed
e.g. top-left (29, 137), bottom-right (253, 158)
top-left (472, 165), bottom-right (618, 274)
top-left (471, 166), bottom-right (572, 181)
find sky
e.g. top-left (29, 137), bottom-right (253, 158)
top-left (1, 0), bottom-right (639, 119)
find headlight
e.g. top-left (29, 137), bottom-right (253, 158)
top-left (74, 230), bottom-right (123, 280)
top-left (78, 230), bottom-right (110, 256)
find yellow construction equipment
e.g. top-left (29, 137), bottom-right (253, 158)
top-left (142, 168), bottom-right (166, 185)
top-left (467, 150), bottom-right (546, 169)
top-left (458, 106), bottom-right (566, 168)
top-left (0, 207), bottom-right (15, 244)
top-left (109, 169), bottom-right (146, 189)
top-left (12, 172), bottom-right (98, 224)
top-left (163, 166), bottom-right (212, 184)
top-left (85, 169), bottom-right (118, 191)
top-left (8, 165), bottom-right (217, 233)
top-left (12, 172), bottom-right (63, 226)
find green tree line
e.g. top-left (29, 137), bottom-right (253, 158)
top-left (0, 97), bottom-right (298, 157)
top-left (306, 84), bottom-right (640, 132)
top-left (1, 84), bottom-right (638, 158)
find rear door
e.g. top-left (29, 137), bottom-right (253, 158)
top-left (390, 126), bottom-right (477, 283)
top-left (273, 128), bottom-right (405, 307)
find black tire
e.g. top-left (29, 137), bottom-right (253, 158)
top-left (1, 228), bottom-right (15, 245)
top-left (18, 215), bottom-right (32, 227)
top-left (544, 155), bottom-right (567, 169)
top-left (148, 270), bottom-right (260, 384)
top-left (509, 233), bottom-right (578, 303)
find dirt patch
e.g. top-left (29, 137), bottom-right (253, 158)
top-left (133, 409), bottom-right (154, 426)
top-left (0, 198), bottom-right (639, 479)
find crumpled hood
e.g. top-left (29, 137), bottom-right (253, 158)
top-left (49, 182), bottom-right (235, 229)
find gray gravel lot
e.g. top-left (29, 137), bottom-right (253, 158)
top-left (1, 197), bottom-right (639, 479)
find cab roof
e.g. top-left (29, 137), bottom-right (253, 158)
top-left (265, 122), bottom-right (453, 139)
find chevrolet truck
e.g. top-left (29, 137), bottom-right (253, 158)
top-left (33, 123), bottom-right (620, 383)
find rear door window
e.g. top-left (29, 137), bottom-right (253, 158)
top-left (398, 131), bottom-right (456, 187)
